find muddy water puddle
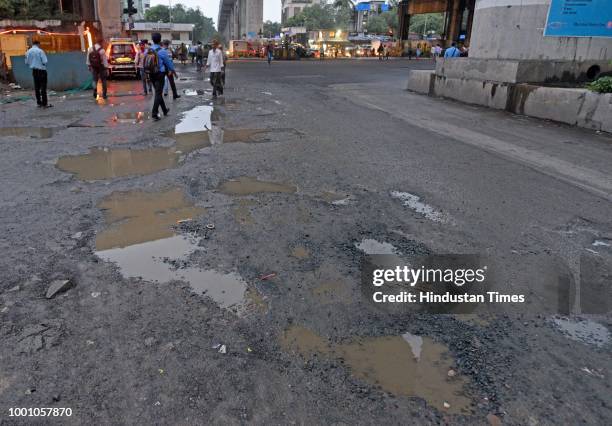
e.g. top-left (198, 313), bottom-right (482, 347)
top-left (95, 188), bottom-right (247, 309)
top-left (281, 326), bottom-right (472, 414)
top-left (0, 127), bottom-right (54, 139)
top-left (176, 105), bottom-right (213, 133)
top-left (218, 176), bottom-right (297, 196)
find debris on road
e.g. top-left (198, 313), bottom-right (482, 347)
top-left (45, 279), bottom-right (75, 299)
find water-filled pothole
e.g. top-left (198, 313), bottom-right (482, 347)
top-left (280, 326), bottom-right (472, 414)
top-left (218, 176), bottom-right (297, 195)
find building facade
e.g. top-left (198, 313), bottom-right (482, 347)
top-left (355, 1), bottom-right (389, 32)
top-left (129, 22), bottom-right (195, 46)
top-left (281, 0), bottom-right (324, 24)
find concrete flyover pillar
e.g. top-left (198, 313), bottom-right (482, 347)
top-left (218, 0), bottom-right (263, 41)
top-left (470, 0), bottom-right (611, 61)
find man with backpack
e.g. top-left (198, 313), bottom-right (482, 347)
top-left (86, 39), bottom-right (109, 100)
top-left (145, 32), bottom-right (175, 121)
top-left (195, 41), bottom-right (204, 72)
top-left (444, 42), bottom-right (461, 58)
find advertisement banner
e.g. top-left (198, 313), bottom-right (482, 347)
top-left (545, 0), bottom-right (612, 37)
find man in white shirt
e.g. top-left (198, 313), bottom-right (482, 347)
top-left (205, 40), bottom-right (224, 98)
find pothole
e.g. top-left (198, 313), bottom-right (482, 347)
top-left (280, 326), bottom-right (473, 414)
top-left (218, 176), bottom-right (297, 196)
top-left (94, 188), bottom-right (247, 309)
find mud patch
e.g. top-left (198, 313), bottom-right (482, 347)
top-left (0, 127), bottom-right (53, 139)
top-left (281, 326), bottom-right (472, 414)
top-left (218, 176), bottom-right (297, 196)
top-left (291, 246), bottom-right (310, 259)
top-left (320, 191), bottom-right (352, 205)
top-left (312, 280), bottom-right (352, 303)
top-left (232, 199), bottom-right (257, 225)
top-left (95, 189), bottom-right (247, 309)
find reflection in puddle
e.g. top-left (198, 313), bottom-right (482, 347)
top-left (390, 191), bottom-right (447, 223)
top-left (551, 317), bottom-right (610, 347)
top-left (175, 105), bottom-right (213, 133)
top-left (0, 127), bottom-right (53, 139)
top-left (112, 112), bottom-right (148, 123)
top-left (355, 239), bottom-right (398, 255)
top-left (291, 246), bottom-right (310, 259)
top-left (218, 176), bottom-right (297, 196)
top-left (95, 188), bottom-right (204, 250)
top-left (281, 326), bottom-right (472, 414)
top-left (95, 189), bottom-right (247, 308)
top-left (57, 128), bottom-right (211, 180)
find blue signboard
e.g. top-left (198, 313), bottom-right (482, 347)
top-left (545, 0), bottom-right (612, 37)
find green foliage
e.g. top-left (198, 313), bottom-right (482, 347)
top-left (143, 4), bottom-right (217, 43)
top-left (1, 0), bottom-right (63, 20)
top-left (286, 3), bottom-right (337, 30)
top-left (587, 76), bottom-right (612, 93)
top-left (409, 13), bottom-right (444, 35)
top-left (365, 15), bottom-right (388, 34)
top-left (263, 21), bottom-right (282, 37)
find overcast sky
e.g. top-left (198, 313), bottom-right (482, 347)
top-left (151, 0), bottom-right (282, 26)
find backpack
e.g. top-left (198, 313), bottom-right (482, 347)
top-left (88, 48), bottom-right (103, 69)
top-left (144, 47), bottom-right (161, 75)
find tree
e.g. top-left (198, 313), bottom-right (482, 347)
top-left (286, 3), bottom-right (350, 31)
top-left (263, 20), bottom-right (281, 37)
top-left (409, 13), bottom-right (444, 36)
top-left (143, 4), bottom-right (217, 43)
top-left (365, 15), bottom-right (387, 34)
top-left (380, 10), bottom-right (399, 35)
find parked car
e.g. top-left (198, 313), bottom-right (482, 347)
top-left (106, 38), bottom-right (138, 79)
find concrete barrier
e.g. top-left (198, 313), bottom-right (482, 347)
top-left (407, 73), bottom-right (612, 133)
top-left (11, 51), bottom-right (92, 91)
top-left (406, 70), bottom-right (435, 95)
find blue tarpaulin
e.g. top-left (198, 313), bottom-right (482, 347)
top-left (11, 51), bottom-right (92, 91)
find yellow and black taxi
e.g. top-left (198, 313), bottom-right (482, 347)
top-left (105, 38), bottom-right (138, 78)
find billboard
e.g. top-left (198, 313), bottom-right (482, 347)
top-left (545, 0), bottom-right (612, 37)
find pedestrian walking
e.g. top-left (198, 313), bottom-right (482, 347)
top-left (267, 42), bottom-right (274, 65)
top-left (206, 40), bottom-right (224, 99)
top-left (377, 43), bottom-right (384, 60)
top-left (433, 43), bottom-right (442, 59)
top-left (195, 41), bottom-right (204, 71)
top-left (416, 46), bottom-right (422, 58)
top-left (385, 45), bottom-right (390, 60)
top-left (135, 41), bottom-right (152, 95)
top-left (319, 46), bottom-right (324, 60)
top-left (444, 42), bottom-right (461, 58)
top-left (86, 39), bottom-right (109, 100)
top-left (189, 44), bottom-right (196, 63)
top-left (145, 32), bottom-right (174, 121)
top-left (179, 43), bottom-right (188, 65)
top-left (24, 40), bottom-right (51, 108)
top-left (162, 40), bottom-right (180, 99)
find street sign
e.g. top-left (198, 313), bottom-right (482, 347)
top-left (544, 0), bottom-right (612, 37)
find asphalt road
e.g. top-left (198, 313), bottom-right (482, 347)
top-left (0, 58), bottom-right (611, 425)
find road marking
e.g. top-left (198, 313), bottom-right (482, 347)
top-left (333, 85), bottom-right (612, 203)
